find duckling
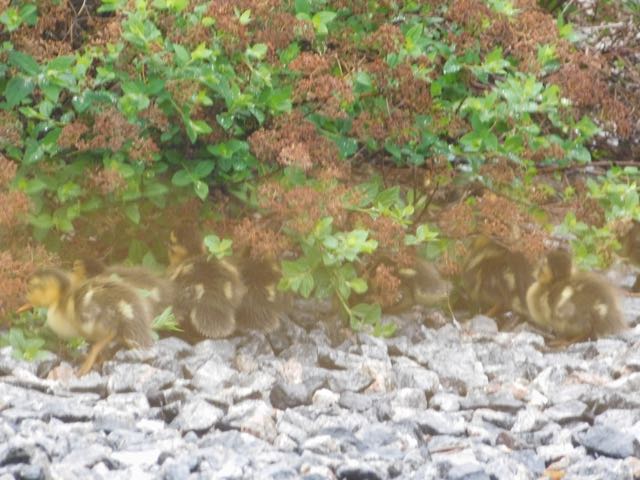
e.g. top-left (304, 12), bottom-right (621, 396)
top-left (526, 249), bottom-right (626, 341)
top-left (460, 235), bottom-right (534, 317)
top-left (168, 226), bottom-right (247, 339)
top-left (618, 219), bottom-right (640, 292)
top-left (72, 258), bottom-right (175, 321)
top-left (232, 254), bottom-right (285, 333)
top-left (397, 259), bottom-right (452, 309)
top-left (24, 268), bottom-right (154, 375)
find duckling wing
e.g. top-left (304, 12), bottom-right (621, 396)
top-left (233, 257), bottom-right (284, 332)
top-left (74, 280), bottom-right (154, 348)
top-left (107, 266), bottom-right (176, 318)
top-left (171, 258), bottom-right (243, 338)
top-left (550, 275), bottom-right (624, 340)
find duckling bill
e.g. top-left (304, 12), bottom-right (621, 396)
top-left (25, 268), bottom-right (154, 375)
top-left (526, 249), bottom-right (625, 342)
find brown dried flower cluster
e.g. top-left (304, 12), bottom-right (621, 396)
top-left (208, 0), bottom-right (313, 57)
top-left (59, 108), bottom-right (141, 153)
top-left (438, 201), bottom-right (476, 239)
top-left (0, 111), bottom-right (23, 149)
top-left (369, 263), bottom-right (402, 308)
top-left (295, 74), bottom-right (354, 119)
top-left (231, 218), bottom-right (291, 259)
top-left (249, 112), bottom-right (340, 170)
top-left (87, 168), bottom-right (126, 195)
top-left (0, 156), bottom-right (18, 187)
top-left (129, 137), bottom-right (160, 164)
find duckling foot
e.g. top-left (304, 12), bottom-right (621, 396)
top-left (77, 331), bottom-right (117, 376)
top-left (483, 303), bottom-right (503, 318)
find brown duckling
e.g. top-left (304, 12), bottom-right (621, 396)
top-left (232, 254), bottom-right (285, 333)
top-left (72, 258), bottom-right (175, 321)
top-left (619, 219), bottom-right (640, 292)
top-left (168, 226), bottom-right (247, 339)
top-left (460, 235), bottom-right (534, 317)
top-left (397, 259), bottom-right (452, 309)
top-left (24, 268), bottom-right (154, 375)
top-left (526, 249), bottom-right (626, 342)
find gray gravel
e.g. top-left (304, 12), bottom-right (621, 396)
top-left (2, 295), bottom-right (640, 479)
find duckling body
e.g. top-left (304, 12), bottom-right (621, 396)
top-left (619, 220), bottom-right (640, 292)
top-left (526, 249), bottom-right (625, 341)
top-left (397, 259), bottom-right (452, 310)
top-left (232, 256), bottom-right (285, 333)
top-left (26, 268), bottom-right (154, 375)
top-left (168, 227), bottom-right (247, 339)
top-left (72, 258), bottom-right (175, 322)
top-left (461, 236), bottom-right (533, 317)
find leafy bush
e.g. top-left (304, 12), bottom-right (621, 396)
top-left (1, 0), bottom-right (638, 347)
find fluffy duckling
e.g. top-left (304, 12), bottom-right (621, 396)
top-left (25, 268), bottom-right (154, 375)
top-left (72, 258), bottom-right (175, 321)
top-left (460, 235), bottom-right (534, 317)
top-left (168, 226), bottom-right (247, 339)
top-left (619, 219), bottom-right (640, 292)
top-left (526, 249), bottom-right (626, 341)
top-left (386, 259), bottom-right (451, 312)
top-left (233, 254), bottom-right (285, 333)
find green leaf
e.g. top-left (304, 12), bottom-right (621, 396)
top-left (246, 43), bottom-right (268, 60)
top-left (193, 160), bottom-right (215, 178)
top-left (348, 277), bottom-right (368, 294)
top-left (9, 51), bottom-right (40, 75)
top-left (4, 76), bottom-right (35, 108)
top-left (125, 204), bottom-right (140, 224)
top-left (171, 169), bottom-right (192, 187)
top-left (194, 180), bottom-right (209, 200)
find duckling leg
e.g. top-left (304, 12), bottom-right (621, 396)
top-left (483, 303), bottom-right (502, 318)
top-left (77, 331), bottom-right (117, 376)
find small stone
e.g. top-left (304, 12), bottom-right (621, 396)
top-left (270, 376), bottom-right (326, 410)
top-left (311, 389), bottom-right (339, 407)
top-left (545, 400), bottom-right (588, 424)
top-left (223, 400), bottom-right (277, 442)
top-left (466, 315), bottom-right (498, 336)
top-left (106, 363), bottom-right (176, 396)
top-left (511, 407), bottom-right (547, 433)
top-left (575, 425), bottom-right (640, 459)
top-left (415, 410), bottom-right (466, 436)
top-left (170, 398), bottom-right (223, 433)
top-left (190, 359), bottom-right (236, 394)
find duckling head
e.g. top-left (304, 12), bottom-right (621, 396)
top-left (71, 258), bottom-right (106, 284)
top-left (26, 268), bottom-right (71, 309)
top-left (534, 249), bottom-right (572, 286)
top-left (168, 225), bottom-right (204, 267)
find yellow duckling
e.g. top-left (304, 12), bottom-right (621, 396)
top-left (24, 268), bottom-right (154, 375)
top-left (167, 226), bottom-right (247, 339)
top-left (526, 249), bottom-right (626, 341)
top-left (460, 235), bottom-right (534, 317)
top-left (72, 258), bottom-right (175, 321)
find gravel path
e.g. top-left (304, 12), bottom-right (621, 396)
top-left (2, 295), bottom-right (640, 480)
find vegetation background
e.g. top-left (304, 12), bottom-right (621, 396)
top-left (1, 0), bottom-right (639, 357)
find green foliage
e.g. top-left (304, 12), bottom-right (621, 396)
top-left (279, 216), bottom-right (392, 335)
top-left (151, 306), bottom-right (182, 340)
top-left (0, 327), bottom-right (49, 360)
top-left (204, 234), bottom-right (234, 259)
